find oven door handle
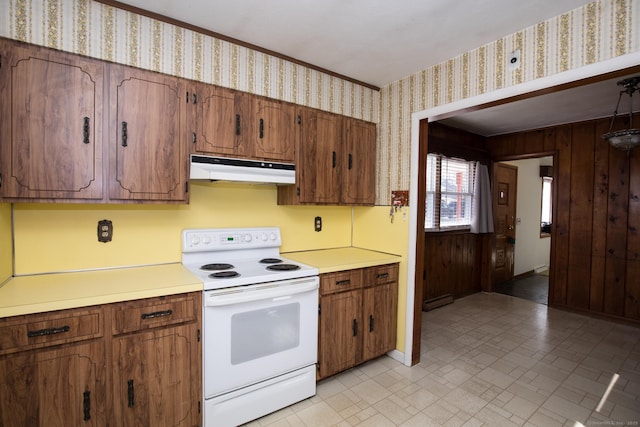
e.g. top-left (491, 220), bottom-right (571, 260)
top-left (205, 278), bottom-right (318, 307)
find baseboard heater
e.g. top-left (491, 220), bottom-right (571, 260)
top-left (422, 294), bottom-right (454, 311)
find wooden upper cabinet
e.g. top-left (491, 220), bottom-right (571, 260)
top-left (193, 84), bottom-right (249, 157)
top-left (0, 39), bottom-right (104, 201)
top-left (192, 85), bottom-right (296, 162)
top-left (251, 97), bottom-right (297, 162)
top-left (107, 64), bottom-right (188, 202)
top-left (297, 108), bottom-right (341, 203)
top-left (343, 118), bottom-right (376, 205)
top-left (278, 108), bottom-right (376, 205)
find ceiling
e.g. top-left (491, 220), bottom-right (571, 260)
top-left (438, 72), bottom-right (640, 136)
top-left (115, 0), bottom-right (637, 136)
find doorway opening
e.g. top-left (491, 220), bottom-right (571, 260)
top-left (492, 156), bottom-right (554, 305)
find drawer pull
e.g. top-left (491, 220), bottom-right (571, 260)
top-left (83, 390), bottom-right (91, 421)
top-left (27, 325), bottom-right (70, 338)
top-left (127, 380), bottom-right (135, 407)
top-left (140, 309), bottom-right (173, 320)
top-left (369, 314), bottom-right (374, 332)
top-left (376, 273), bottom-right (389, 279)
top-left (336, 279), bottom-right (351, 286)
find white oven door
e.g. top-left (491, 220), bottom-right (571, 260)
top-left (203, 276), bottom-right (318, 398)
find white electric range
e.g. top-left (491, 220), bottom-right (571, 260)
top-left (182, 227), bottom-right (319, 427)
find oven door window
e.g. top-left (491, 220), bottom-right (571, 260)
top-left (231, 303), bottom-right (300, 364)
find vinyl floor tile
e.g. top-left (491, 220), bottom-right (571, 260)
top-left (247, 292), bottom-right (640, 426)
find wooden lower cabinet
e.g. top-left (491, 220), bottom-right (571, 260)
top-left (0, 340), bottom-right (107, 426)
top-left (318, 289), bottom-right (362, 379)
top-left (317, 264), bottom-right (398, 380)
top-left (112, 324), bottom-right (200, 427)
top-left (0, 292), bottom-right (202, 427)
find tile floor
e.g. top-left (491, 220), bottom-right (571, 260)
top-left (246, 292), bottom-right (640, 426)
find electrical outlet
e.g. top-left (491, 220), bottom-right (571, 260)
top-left (391, 190), bottom-right (409, 207)
top-left (314, 216), bottom-right (322, 232)
top-left (98, 219), bottom-right (113, 243)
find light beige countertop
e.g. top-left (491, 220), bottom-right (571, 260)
top-left (0, 263), bottom-right (203, 318)
top-left (282, 247), bottom-right (401, 274)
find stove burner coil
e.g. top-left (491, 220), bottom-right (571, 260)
top-left (208, 271), bottom-right (240, 279)
top-left (259, 258), bottom-right (283, 264)
top-left (266, 264), bottom-right (301, 271)
top-left (201, 263), bottom-right (234, 271)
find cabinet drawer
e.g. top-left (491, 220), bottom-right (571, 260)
top-left (112, 293), bottom-right (198, 335)
top-left (0, 307), bottom-right (103, 356)
top-left (320, 270), bottom-right (362, 295)
top-left (364, 263), bottom-right (399, 287)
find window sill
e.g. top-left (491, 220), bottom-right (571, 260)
top-left (425, 227), bottom-right (472, 235)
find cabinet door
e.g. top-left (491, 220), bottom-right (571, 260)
top-left (0, 341), bottom-right (106, 427)
top-left (318, 290), bottom-right (361, 379)
top-left (108, 65), bottom-right (187, 202)
top-left (0, 40), bottom-right (104, 201)
top-left (112, 324), bottom-right (200, 427)
top-left (342, 118), bottom-right (376, 205)
top-left (195, 85), bottom-right (247, 157)
top-left (298, 108), bottom-right (341, 203)
top-left (252, 98), bottom-right (297, 162)
top-left (362, 282), bottom-right (398, 361)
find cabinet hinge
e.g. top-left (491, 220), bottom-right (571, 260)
top-left (296, 187), bottom-right (300, 196)
top-left (318, 304), bottom-right (321, 316)
top-left (297, 115), bottom-right (301, 125)
top-left (197, 328), bottom-right (201, 342)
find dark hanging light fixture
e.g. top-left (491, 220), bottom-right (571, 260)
top-left (602, 76), bottom-right (640, 154)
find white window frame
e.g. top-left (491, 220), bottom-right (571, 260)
top-left (425, 154), bottom-right (475, 231)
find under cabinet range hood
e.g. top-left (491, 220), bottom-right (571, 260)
top-left (190, 154), bottom-right (295, 184)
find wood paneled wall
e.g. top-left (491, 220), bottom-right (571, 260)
top-left (487, 115), bottom-right (640, 323)
top-left (424, 232), bottom-right (482, 300)
top-left (423, 123), bottom-right (490, 302)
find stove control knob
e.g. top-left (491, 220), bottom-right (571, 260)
top-left (260, 233), bottom-right (268, 241)
top-left (269, 232), bottom-right (277, 241)
top-left (243, 233), bottom-right (252, 242)
top-left (201, 235), bottom-right (211, 245)
top-left (190, 235), bottom-right (201, 246)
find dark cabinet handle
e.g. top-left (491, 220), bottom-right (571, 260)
top-left (336, 279), bottom-right (350, 286)
top-left (259, 118), bottom-right (264, 139)
top-left (348, 153), bottom-right (353, 170)
top-left (83, 117), bottom-right (90, 144)
top-left (83, 390), bottom-right (91, 421)
top-left (332, 151), bottom-right (336, 168)
top-left (377, 273), bottom-right (389, 279)
top-left (352, 319), bottom-right (358, 337)
top-left (141, 309), bottom-right (173, 320)
top-left (27, 325), bottom-right (70, 338)
top-left (193, 93), bottom-right (197, 104)
top-left (186, 91), bottom-right (189, 103)
top-left (127, 380), bottom-right (134, 407)
top-left (121, 121), bottom-right (128, 147)
top-left (235, 114), bottom-right (241, 135)
top-left (369, 315), bottom-right (374, 332)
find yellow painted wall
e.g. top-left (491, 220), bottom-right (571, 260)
top-left (0, 204), bottom-right (12, 281)
top-left (13, 183), bottom-right (352, 275)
